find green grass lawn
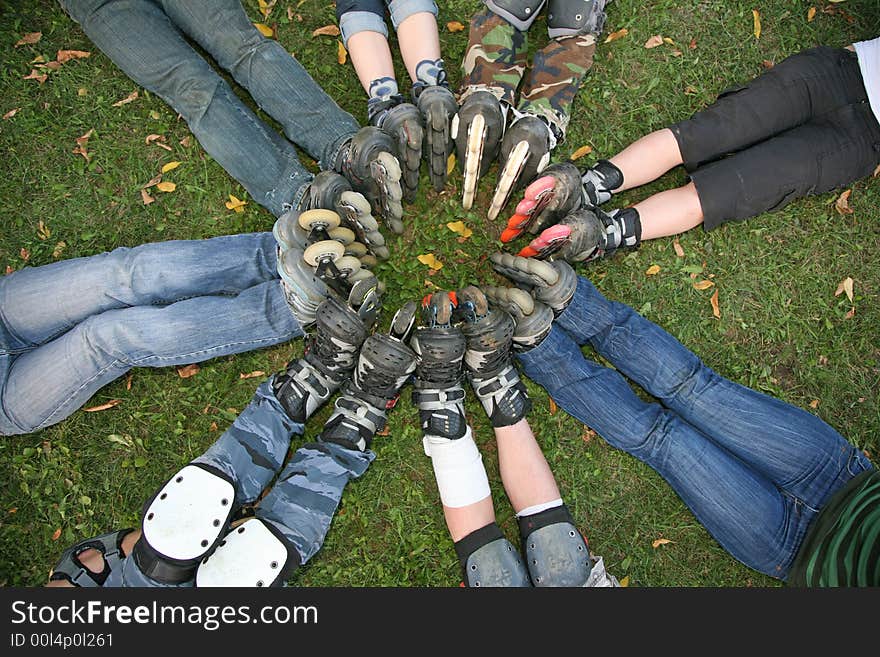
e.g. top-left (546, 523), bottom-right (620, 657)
top-left (0, 0), bottom-right (877, 587)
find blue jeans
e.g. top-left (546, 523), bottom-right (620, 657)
top-left (518, 276), bottom-right (874, 579)
top-left (336, 0), bottom-right (439, 47)
top-left (59, 0), bottom-right (361, 217)
top-left (0, 233), bottom-right (302, 435)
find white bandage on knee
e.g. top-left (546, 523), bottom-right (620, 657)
top-left (422, 426), bottom-right (491, 508)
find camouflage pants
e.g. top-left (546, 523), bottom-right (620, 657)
top-left (460, 6), bottom-right (598, 139)
top-left (113, 378), bottom-right (374, 587)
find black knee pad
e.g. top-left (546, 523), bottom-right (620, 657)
top-left (454, 523), bottom-right (531, 587)
top-left (547, 0), bottom-right (606, 39)
top-left (518, 504), bottom-right (593, 586)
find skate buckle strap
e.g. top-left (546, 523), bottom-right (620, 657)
top-left (412, 385), bottom-right (466, 410)
top-left (288, 359), bottom-right (336, 396)
top-left (336, 396), bottom-right (386, 435)
top-left (470, 363), bottom-right (520, 397)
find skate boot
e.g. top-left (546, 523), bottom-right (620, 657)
top-left (489, 252), bottom-right (577, 318)
top-left (518, 206), bottom-right (642, 263)
top-left (480, 285), bottom-right (554, 352)
top-left (502, 162), bottom-right (585, 242)
top-left (455, 286), bottom-right (531, 427)
top-left (335, 126), bottom-right (405, 234)
top-left (453, 90), bottom-right (507, 210)
top-left (272, 295), bottom-right (373, 423)
top-left (319, 302), bottom-right (419, 451)
top-left (413, 84), bottom-right (458, 192)
top-left (581, 159), bottom-right (624, 207)
top-left (488, 114), bottom-right (555, 221)
top-left (371, 98), bottom-right (424, 204)
top-left (284, 171), bottom-right (388, 259)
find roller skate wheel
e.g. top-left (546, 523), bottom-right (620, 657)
top-left (334, 255), bottom-right (362, 277)
top-left (328, 226), bottom-right (355, 245)
top-left (303, 239), bottom-right (345, 266)
top-left (344, 241), bottom-right (368, 258)
top-left (298, 208), bottom-right (340, 231)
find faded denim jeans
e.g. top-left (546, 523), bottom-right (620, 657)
top-left (59, 0), bottom-right (361, 216)
top-left (518, 275), bottom-right (874, 579)
top-left (0, 233), bottom-right (302, 435)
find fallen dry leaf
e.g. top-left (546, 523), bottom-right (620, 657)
top-left (239, 370), bottom-right (266, 379)
top-left (424, 279), bottom-right (440, 290)
top-left (604, 28), bottom-right (628, 43)
top-left (141, 188), bottom-right (155, 205)
top-left (155, 181), bottom-right (176, 192)
top-left (835, 189), bottom-right (854, 215)
top-left (808, 6), bottom-right (817, 21)
top-left (710, 288), bottom-right (720, 318)
top-left (447, 152), bottom-right (456, 175)
top-left (226, 194), bottom-right (247, 212)
top-left (753, 9), bottom-right (761, 40)
top-left (446, 220), bottom-right (473, 239)
top-left (447, 21), bottom-right (465, 33)
top-left (644, 34), bottom-right (664, 49)
top-left (673, 238), bottom-right (684, 257)
top-left (145, 134), bottom-right (164, 145)
top-left (581, 426), bottom-right (595, 443)
top-left (689, 37), bottom-right (697, 49)
top-left (312, 24), bottom-right (340, 37)
top-left (72, 128), bottom-right (94, 162)
top-left (549, 398), bottom-right (558, 415)
top-left (258, 0), bottom-right (276, 18)
top-left (834, 276), bottom-right (854, 303)
top-left (52, 241), bottom-right (66, 258)
top-left (619, 575), bottom-right (630, 587)
top-left (684, 85), bottom-right (698, 95)
top-left (78, 87), bottom-right (88, 96)
top-left (645, 264), bottom-right (661, 276)
top-left (818, 355), bottom-right (829, 366)
top-left (14, 32), bottom-right (42, 47)
top-left (56, 49), bottom-right (90, 63)
top-left (84, 399), bottom-right (122, 412)
top-left (809, 399), bottom-right (820, 409)
top-left (161, 161), bottom-right (181, 173)
top-left (652, 538), bottom-right (673, 548)
top-left (52, 528), bottom-right (62, 541)
top-left (663, 37), bottom-right (675, 45)
top-left (141, 173), bottom-right (162, 189)
top-left (23, 69), bottom-right (48, 84)
top-left (179, 136), bottom-right (192, 148)
top-left (570, 144), bottom-right (593, 160)
top-left (112, 90), bottom-right (138, 107)
top-left (254, 23), bottom-right (274, 38)
top-left (287, 6), bottom-right (294, 20)
top-left (5, 265), bottom-right (14, 275)
top-left (37, 220), bottom-right (51, 240)
top-left (176, 363), bottom-right (200, 378)
top-left (126, 374), bottom-right (132, 391)
top-left (3, 108), bottom-right (21, 120)
top-left (43, 61), bottom-right (62, 71)
top-left (20, 247), bottom-right (30, 262)
top-left (337, 40), bottom-right (347, 65)
top-left (417, 253), bottom-right (443, 270)
top-left (210, 421), bottom-right (219, 431)
top-left (845, 307), bottom-right (855, 320)
top-left (693, 279), bottom-right (714, 291)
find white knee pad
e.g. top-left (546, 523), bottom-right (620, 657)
top-left (423, 426), bottom-right (491, 508)
top-left (135, 465), bottom-right (235, 583)
top-left (196, 519), bottom-right (298, 587)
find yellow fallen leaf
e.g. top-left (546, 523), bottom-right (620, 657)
top-left (37, 220), bottom-right (51, 240)
top-left (447, 21), bottom-right (465, 32)
top-left (645, 264), bottom-right (661, 276)
top-left (141, 188), bottom-right (155, 205)
top-left (807, 6), bottom-right (817, 21)
top-left (161, 161), bottom-right (181, 173)
top-left (644, 34), bottom-right (664, 49)
top-left (56, 49), bottom-right (90, 63)
top-left (254, 23), bottom-right (274, 38)
top-left (673, 238), bottom-right (684, 257)
top-left (417, 253), bottom-right (443, 270)
top-left (156, 181), bottom-right (176, 192)
top-left (652, 538), bottom-right (673, 548)
top-left (210, 421), bottom-right (218, 431)
top-left (84, 399), bottom-right (122, 412)
top-left (3, 108), bottom-right (21, 119)
top-left (312, 24), bottom-right (340, 37)
top-left (176, 364), bottom-right (200, 378)
top-left (753, 9), bottom-right (761, 40)
top-left (52, 241), bottom-right (66, 258)
top-left (834, 276), bottom-right (854, 303)
top-left (809, 399), bottom-right (820, 409)
top-left (569, 144), bottom-right (593, 160)
top-left (446, 220), bottom-right (473, 239)
top-left (447, 152), bottom-right (456, 175)
top-left (549, 398), bottom-right (558, 415)
top-left (337, 41), bottom-right (347, 65)
top-left (619, 575), bottom-right (630, 587)
top-left (14, 32), bottom-right (42, 47)
top-left (693, 280), bottom-right (714, 290)
top-left (604, 28), bottom-right (628, 43)
top-left (663, 37), bottom-right (675, 45)
top-left (112, 90), bottom-right (138, 107)
top-left (225, 194), bottom-right (247, 212)
top-left (239, 370), bottom-right (266, 379)
top-left (835, 189), bottom-right (853, 215)
top-left (258, 0), bottom-right (276, 18)
top-left (710, 288), bottom-right (720, 318)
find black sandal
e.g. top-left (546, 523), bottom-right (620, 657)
top-left (49, 528), bottom-right (135, 587)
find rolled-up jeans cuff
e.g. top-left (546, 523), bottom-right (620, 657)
top-left (339, 11), bottom-right (389, 46)
top-left (388, 0), bottom-right (438, 29)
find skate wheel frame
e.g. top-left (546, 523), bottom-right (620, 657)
top-left (489, 140), bottom-right (530, 221)
top-left (299, 208), bottom-right (340, 231)
top-left (391, 300), bottom-right (417, 341)
top-left (462, 113), bottom-right (486, 211)
top-left (303, 239), bottom-right (345, 266)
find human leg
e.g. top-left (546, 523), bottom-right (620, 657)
top-left (58, 0), bottom-right (310, 216)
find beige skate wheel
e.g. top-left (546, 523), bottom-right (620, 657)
top-left (328, 226), bottom-right (355, 245)
top-left (303, 239), bottom-right (344, 266)
top-left (344, 241), bottom-right (368, 258)
top-left (334, 255), bottom-right (362, 277)
top-left (298, 208), bottom-right (340, 231)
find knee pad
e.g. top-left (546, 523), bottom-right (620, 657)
top-left (518, 505), bottom-right (592, 586)
top-left (547, 0), bottom-right (606, 39)
top-left (196, 519), bottom-right (301, 587)
top-left (455, 523), bottom-right (531, 587)
top-left (133, 464), bottom-right (236, 584)
top-left (423, 426), bottom-right (492, 508)
top-left (485, 0), bottom-right (546, 31)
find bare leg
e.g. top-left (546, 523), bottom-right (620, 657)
top-left (396, 12), bottom-right (443, 83)
top-left (634, 182), bottom-right (704, 240)
top-left (442, 497), bottom-right (496, 542)
top-left (609, 128), bottom-right (684, 191)
top-left (46, 531), bottom-right (141, 588)
top-left (346, 31), bottom-right (397, 95)
top-left (495, 419), bottom-right (561, 513)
